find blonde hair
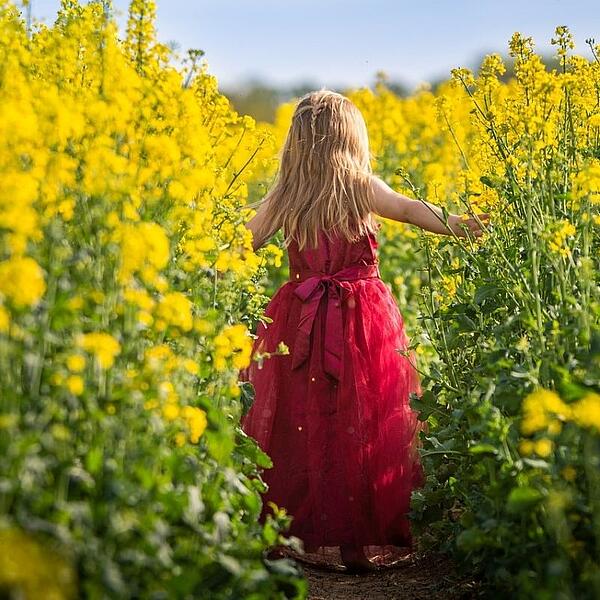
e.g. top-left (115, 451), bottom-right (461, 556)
top-left (252, 88), bottom-right (378, 251)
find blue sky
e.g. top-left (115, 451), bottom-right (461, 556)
top-left (27, 0), bottom-right (600, 91)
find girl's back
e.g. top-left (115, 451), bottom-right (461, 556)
top-left (287, 223), bottom-right (380, 277)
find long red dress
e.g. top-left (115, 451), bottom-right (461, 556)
top-left (240, 221), bottom-right (427, 566)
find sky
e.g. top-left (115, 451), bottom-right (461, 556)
top-left (26, 0), bottom-right (600, 92)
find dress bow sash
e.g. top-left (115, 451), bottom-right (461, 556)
top-left (290, 263), bottom-right (380, 381)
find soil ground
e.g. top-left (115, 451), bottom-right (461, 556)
top-left (299, 549), bottom-right (483, 600)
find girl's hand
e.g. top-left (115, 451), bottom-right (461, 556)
top-left (450, 213), bottom-right (491, 238)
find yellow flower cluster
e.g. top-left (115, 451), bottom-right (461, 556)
top-left (155, 292), bottom-right (193, 332)
top-left (0, 305), bottom-right (9, 333)
top-left (76, 332), bottom-right (121, 369)
top-left (436, 274), bottom-right (461, 309)
top-left (0, 256), bottom-right (46, 308)
top-left (520, 389), bottom-right (569, 436)
top-left (181, 406), bottom-right (208, 444)
top-left (0, 528), bottom-right (76, 600)
top-left (142, 345), bottom-right (199, 380)
top-left (213, 324), bottom-right (253, 371)
top-left (519, 437), bottom-right (554, 458)
top-left (0, 0), bottom-right (281, 462)
top-left (144, 344), bottom-right (180, 373)
top-left (520, 387), bottom-right (600, 455)
top-left (157, 383), bottom-right (207, 444)
top-left (545, 220), bottom-right (577, 258)
top-left (52, 357), bottom-right (86, 396)
top-left (570, 393), bottom-right (600, 431)
top-left (115, 222), bottom-right (170, 286)
top-left (260, 243), bottom-right (283, 268)
top-left (123, 286), bottom-right (156, 327)
top-left (571, 159), bottom-right (600, 209)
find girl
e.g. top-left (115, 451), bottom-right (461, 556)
top-left (239, 89), bottom-right (488, 573)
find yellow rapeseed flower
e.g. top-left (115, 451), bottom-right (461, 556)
top-left (0, 257), bottom-right (46, 308)
top-left (66, 354), bottom-right (86, 372)
top-left (182, 406), bottom-right (208, 443)
top-left (546, 219), bottom-right (576, 257)
top-left (534, 438), bottom-right (554, 457)
top-left (66, 375), bottom-right (84, 396)
top-left (159, 381), bottom-right (178, 402)
top-left (263, 243), bottom-right (283, 268)
top-left (76, 332), bottom-right (121, 369)
top-left (0, 528), bottom-right (76, 599)
top-left (123, 287), bottom-right (155, 311)
top-left (66, 296), bottom-right (84, 310)
top-left (521, 388), bottom-right (571, 435)
top-left (156, 292), bottom-right (193, 331)
top-left (144, 399), bottom-right (159, 410)
top-left (117, 222), bottom-right (170, 284)
top-left (0, 305), bottom-right (9, 333)
top-left (213, 323), bottom-right (252, 371)
top-left (163, 402), bottom-right (179, 421)
top-left (183, 358), bottom-right (199, 375)
top-left (570, 393), bottom-right (600, 432)
top-left (194, 318), bottom-right (214, 334)
top-left (561, 466), bottom-right (577, 482)
top-left (518, 439), bottom-right (535, 455)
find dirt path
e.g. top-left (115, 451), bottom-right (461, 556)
top-left (302, 551), bottom-right (483, 600)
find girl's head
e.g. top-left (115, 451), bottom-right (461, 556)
top-left (257, 88), bottom-right (378, 251)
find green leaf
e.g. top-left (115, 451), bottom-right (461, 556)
top-left (239, 381), bottom-right (255, 417)
top-left (235, 429), bottom-right (273, 469)
top-left (205, 430), bottom-right (235, 463)
top-left (242, 490), bottom-right (261, 515)
top-left (456, 314), bottom-right (477, 332)
top-left (474, 284), bottom-right (501, 305)
top-left (262, 521), bottom-right (278, 546)
top-left (85, 447), bottom-right (103, 475)
top-left (506, 486), bottom-right (543, 514)
top-left (456, 527), bottom-right (486, 552)
top-left (480, 174), bottom-right (503, 189)
top-left (468, 444), bottom-right (498, 455)
top-left (409, 390), bottom-right (437, 419)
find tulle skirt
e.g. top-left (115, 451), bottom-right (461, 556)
top-left (240, 277), bottom-right (427, 566)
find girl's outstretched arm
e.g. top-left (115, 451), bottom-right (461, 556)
top-left (370, 175), bottom-right (489, 237)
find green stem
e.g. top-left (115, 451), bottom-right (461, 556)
top-left (525, 169), bottom-right (546, 351)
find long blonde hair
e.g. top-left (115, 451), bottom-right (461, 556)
top-left (252, 89), bottom-right (378, 251)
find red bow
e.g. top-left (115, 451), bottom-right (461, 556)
top-left (291, 263), bottom-right (380, 381)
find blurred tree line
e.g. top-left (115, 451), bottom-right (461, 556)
top-left (221, 49), bottom-right (565, 123)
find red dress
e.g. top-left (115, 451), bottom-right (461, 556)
top-left (240, 222), bottom-right (427, 566)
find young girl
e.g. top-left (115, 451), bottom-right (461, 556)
top-left (239, 89), bottom-right (488, 573)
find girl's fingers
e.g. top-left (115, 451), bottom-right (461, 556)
top-left (465, 220), bottom-right (488, 237)
top-left (459, 215), bottom-right (492, 238)
top-left (469, 216), bottom-right (491, 229)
